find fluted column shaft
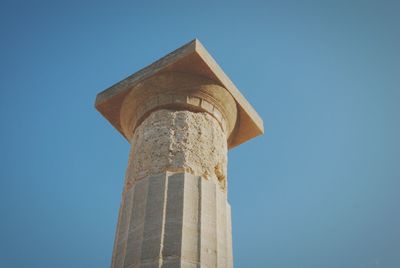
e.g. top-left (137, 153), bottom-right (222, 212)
top-left (111, 109), bottom-right (233, 268)
top-left (96, 41), bottom-right (264, 268)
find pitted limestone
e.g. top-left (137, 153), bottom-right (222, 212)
top-left (126, 109), bottom-right (227, 188)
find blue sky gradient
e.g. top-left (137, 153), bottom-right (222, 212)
top-left (1, 1), bottom-right (399, 267)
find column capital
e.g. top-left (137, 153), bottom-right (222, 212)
top-left (95, 39), bottom-right (263, 148)
top-left (120, 72), bottom-right (237, 143)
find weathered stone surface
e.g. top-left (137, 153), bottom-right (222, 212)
top-left (110, 108), bottom-right (232, 267)
top-left (96, 40), bottom-right (264, 268)
top-left (126, 110), bottom-right (227, 189)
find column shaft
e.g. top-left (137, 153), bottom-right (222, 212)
top-left (111, 109), bottom-right (233, 268)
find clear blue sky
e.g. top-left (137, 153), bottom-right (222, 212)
top-left (1, 1), bottom-right (399, 267)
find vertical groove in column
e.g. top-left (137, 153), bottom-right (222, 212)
top-left (111, 200), bottom-right (122, 268)
top-left (226, 203), bottom-right (233, 268)
top-left (181, 174), bottom-right (201, 265)
top-left (140, 174), bottom-right (167, 267)
top-left (200, 178), bottom-right (217, 267)
top-left (158, 173), bottom-right (169, 268)
top-left (111, 190), bottom-right (125, 268)
top-left (162, 173), bottom-right (185, 267)
top-left (215, 181), bottom-right (219, 267)
top-left (112, 185), bottom-right (135, 268)
top-left (123, 178), bottom-right (149, 268)
top-left (197, 176), bottom-right (202, 266)
top-left (216, 189), bottom-right (228, 268)
top-left (215, 182), bottom-right (220, 267)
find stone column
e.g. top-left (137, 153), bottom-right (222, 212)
top-left (95, 39), bottom-right (263, 268)
top-left (112, 72), bottom-right (236, 268)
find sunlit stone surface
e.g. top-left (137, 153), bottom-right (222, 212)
top-left (95, 39), bottom-right (263, 268)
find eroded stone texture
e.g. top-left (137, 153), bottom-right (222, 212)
top-left (125, 109), bottom-right (227, 189)
top-left (110, 108), bottom-right (233, 268)
top-left (98, 40), bottom-right (264, 268)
